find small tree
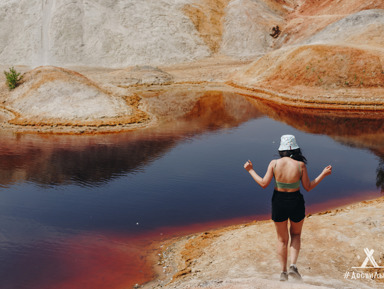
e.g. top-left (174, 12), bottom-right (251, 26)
top-left (4, 67), bottom-right (23, 90)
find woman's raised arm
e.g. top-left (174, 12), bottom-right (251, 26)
top-left (244, 160), bottom-right (275, 189)
top-left (301, 164), bottom-right (332, 192)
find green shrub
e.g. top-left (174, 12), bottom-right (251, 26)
top-left (4, 67), bottom-right (23, 90)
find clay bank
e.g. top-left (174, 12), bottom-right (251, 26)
top-left (0, 54), bottom-right (383, 134)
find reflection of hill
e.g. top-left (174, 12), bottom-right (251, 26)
top-left (248, 98), bottom-right (384, 191)
top-left (0, 133), bottom-right (178, 187)
top-left (0, 92), bottom-right (262, 187)
top-left (182, 91), bottom-right (264, 130)
top-left (250, 99), bottom-right (384, 137)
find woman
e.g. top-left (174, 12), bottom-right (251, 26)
top-left (243, 135), bottom-right (332, 281)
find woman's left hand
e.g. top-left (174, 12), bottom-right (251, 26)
top-left (322, 165), bottom-right (332, 177)
top-left (244, 160), bottom-right (253, 171)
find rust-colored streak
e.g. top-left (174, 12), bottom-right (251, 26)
top-left (264, 45), bottom-right (384, 89)
top-left (183, 0), bottom-right (230, 53)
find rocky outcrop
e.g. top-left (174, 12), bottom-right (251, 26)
top-left (220, 0), bottom-right (286, 58)
top-left (1, 66), bottom-right (147, 128)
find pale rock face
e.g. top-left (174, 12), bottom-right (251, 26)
top-left (302, 9), bottom-right (384, 47)
top-left (220, 0), bottom-right (284, 58)
top-left (9, 80), bottom-right (131, 120)
top-left (0, 0), bottom-right (42, 66)
top-left (0, 0), bottom-right (211, 68)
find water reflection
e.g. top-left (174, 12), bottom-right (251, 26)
top-left (249, 98), bottom-right (384, 137)
top-left (0, 90), bottom-right (383, 189)
top-left (0, 133), bottom-right (177, 187)
top-left (247, 97), bottom-right (384, 192)
top-left (0, 91), bottom-right (262, 187)
top-left (0, 90), bottom-right (266, 289)
top-left (0, 90), bottom-right (383, 289)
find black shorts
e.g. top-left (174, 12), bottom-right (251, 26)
top-left (271, 190), bottom-right (305, 222)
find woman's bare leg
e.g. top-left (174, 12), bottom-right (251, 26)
top-left (274, 220), bottom-right (289, 272)
top-left (289, 219), bottom-right (304, 265)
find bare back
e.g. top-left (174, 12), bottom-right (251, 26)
top-left (273, 157), bottom-right (303, 192)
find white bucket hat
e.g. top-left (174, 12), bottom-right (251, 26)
top-left (278, 134), bottom-right (299, 151)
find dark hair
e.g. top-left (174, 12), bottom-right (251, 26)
top-left (279, 148), bottom-right (307, 164)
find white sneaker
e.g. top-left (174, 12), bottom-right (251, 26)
top-left (288, 265), bottom-right (302, 280)
top-left (279, 271), bottom-right (288, 281)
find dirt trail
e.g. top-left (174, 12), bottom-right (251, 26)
top-left (146, 197), bottom-right (384, 289)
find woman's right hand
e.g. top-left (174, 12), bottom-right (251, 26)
top-left (244, 160), bottom-right (253, 171)
top-left (322, 165), bottom-right (332, 177)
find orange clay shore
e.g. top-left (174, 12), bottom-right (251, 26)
top-left (143, 195), bottom-right (384, 289)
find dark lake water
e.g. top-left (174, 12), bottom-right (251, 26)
top-left (0, 90), bottom-right (383, 289)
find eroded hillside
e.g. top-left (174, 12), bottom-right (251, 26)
top-left (0, 0), bottom-right (383, 133)
top-left (2, 0), bottom-right (384, 68)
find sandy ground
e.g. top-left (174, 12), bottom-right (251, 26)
top-left (145, 196), bottom-right (384, 289)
